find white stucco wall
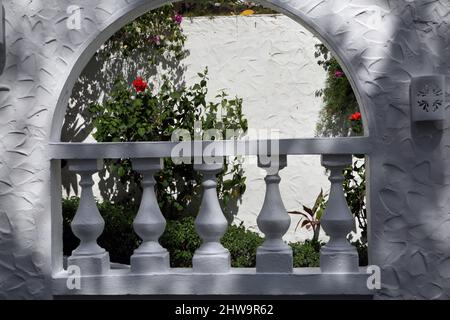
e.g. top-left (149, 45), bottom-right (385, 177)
top-left (181, 15), bottom-right (329, 242)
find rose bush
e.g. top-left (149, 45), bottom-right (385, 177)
top-left (88, 69), bottom-right (248, 221)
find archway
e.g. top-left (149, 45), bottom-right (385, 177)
top-left (2, 0), bottom-right (448, 300)
top-left (46, 0), bottom-right (376, 297)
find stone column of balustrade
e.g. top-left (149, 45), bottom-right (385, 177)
top-left (67, 159), bottom-right (110, 275)
top-left (256, 155), bottom-right (293, 273)
top-left (320, 155), bottom-right (359, 273)
top-left (130, 158), bottom-right (169, 274)
top-left (193, 158), bottom-right (231, 273)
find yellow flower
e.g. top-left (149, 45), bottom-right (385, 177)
top-left (240, 9), bottom-right (255, 16)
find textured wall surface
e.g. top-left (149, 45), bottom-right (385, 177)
top-left (0, 0), bottom-right (450, 299)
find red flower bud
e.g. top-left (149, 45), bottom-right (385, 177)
top-left (349, 112), bottom-right (361, 121)
top-left (132, 76), bottom-right (148, 93)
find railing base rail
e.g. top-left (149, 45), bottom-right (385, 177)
top-left (52, 268), bottom-right (374, 296)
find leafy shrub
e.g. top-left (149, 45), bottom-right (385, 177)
top-left (160, 217), bottom-right (201, 267)
top-left (161, 217), bottom-right (265, 268)
top-left (314, 44), bottom-right (360, 137)
top-left (291, 241), bottom-right (321, 268)
top-left (88, 70), bottom-right (248, 220)
top-left (222, 222), bottom-right (264, 267)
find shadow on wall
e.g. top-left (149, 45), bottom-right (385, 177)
top-left (60, 42), bottom-right (188, 204)
top-left (344, 0), bottom-right (450, 299)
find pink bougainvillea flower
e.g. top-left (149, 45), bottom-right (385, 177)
top-left (349, 112), bottom-right (362, 121)
top-left (173, 14), bottom-right (183, 25)
top-left (132, 77), bottom-right (148, 93)
top-left (334, 70), bottom-right (345, 78)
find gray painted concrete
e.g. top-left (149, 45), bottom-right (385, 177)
top-left (52, 268), bottom-right (373, 296)
top-left (0, 0), bottom-right (449, 299)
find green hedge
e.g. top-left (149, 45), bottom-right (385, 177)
top-left (63, 197), bottom-right (371, 268)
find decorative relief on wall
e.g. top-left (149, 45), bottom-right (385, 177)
top-left (411, 75), bottom-right (446, 122)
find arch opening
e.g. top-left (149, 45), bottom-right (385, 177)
top-left (49, 0), bottom-right (372, 141)
top-left (50, 0), bottom-right (372, 268)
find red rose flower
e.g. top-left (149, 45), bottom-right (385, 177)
top-left (349, 112), bottom-right (362, 121)
top-left (132, 76), bottom-right (148, 93)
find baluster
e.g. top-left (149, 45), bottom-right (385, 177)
top-left (130, 158), bottom-right (169, 274)
top-left (320, 155), bottom-right (359, 273)
top-left (67, 159), bottom-right (110, 275)
top-left (193, 160), bottom-right (230, 273)
top-left (256, 155), bottom-right (293, 273)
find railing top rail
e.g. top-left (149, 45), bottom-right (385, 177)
top-left (49, 137), bottom-right (372, 159)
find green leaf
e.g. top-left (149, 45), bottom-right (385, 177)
top-left (117, 166), bottom-right (126, 177)
top-left (138, 127), bottom-right (146, 137)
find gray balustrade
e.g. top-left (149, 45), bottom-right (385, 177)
top-left (256, 155), bottom-right (293, 273)
top-left (52, 140), bottom-right (372, 297)
top-left (320, 155), bottom-right (359, 273)
top-left (130, 158), bottom-right (169, 274)
top-left (64, 152), bottom-right (361, 277)
top-left (193, 160), bottom-right (231, 273)
top-left (67, 159), bottom-right (110, 275)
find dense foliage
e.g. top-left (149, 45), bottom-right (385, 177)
top-left (100, 5), bottom-right (187, 66)
top-left (314, 44), bottom-right (360, 137)
top-left (62, 4), bottom-right (188, 148)
top-left (88, 70), bottom-right (248, 220)
top-left (344, 159), bottom-right (367, 243)
top-left (161, 216), bottom-right (265, 267)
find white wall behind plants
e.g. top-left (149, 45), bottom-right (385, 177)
top-left (73, 14), bottom-right (330, 243)
top-left (181, 15), bottom-right (329, 243)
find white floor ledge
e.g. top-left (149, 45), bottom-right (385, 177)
top-left (52, 268), bottom-right (374, 296)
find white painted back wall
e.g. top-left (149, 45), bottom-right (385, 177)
top-left (72, 15), bottom-right (330, 243)
top-left (181, 15), bottom-right (329, 242)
